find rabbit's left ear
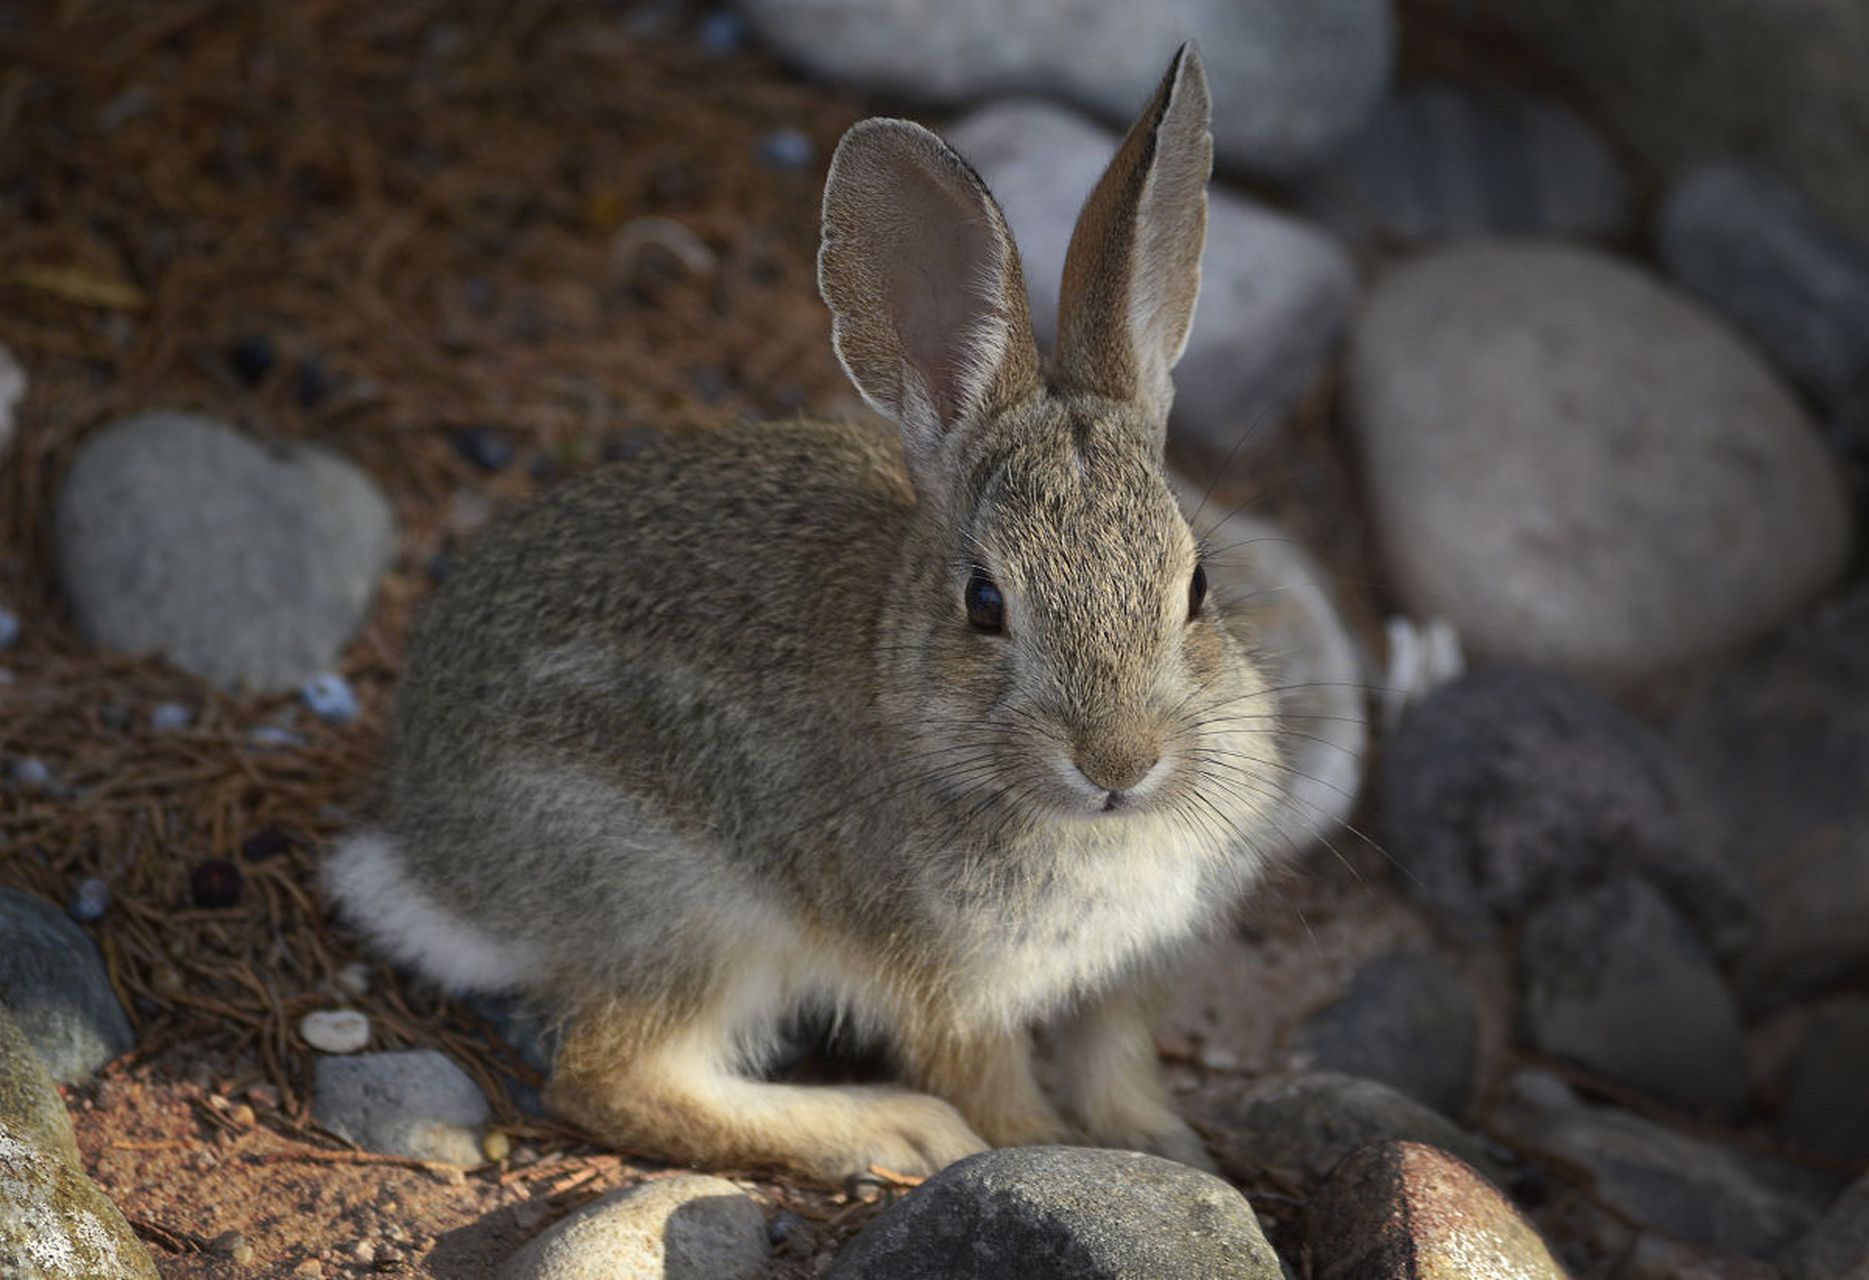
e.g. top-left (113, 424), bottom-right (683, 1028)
top-left (1052, 43), bottom-right (1212, 423)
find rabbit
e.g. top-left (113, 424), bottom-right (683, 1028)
top-left (324, 42), bottom-right (1288, 1184)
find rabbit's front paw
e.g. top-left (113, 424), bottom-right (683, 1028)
top-left (818, 1088), bottom-right (988, 1182)
top-left (1094, 1108), bottom-right (1216, 1173)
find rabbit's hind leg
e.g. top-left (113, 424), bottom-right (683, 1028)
top-left (544, 975), bottom-right (987, 1184)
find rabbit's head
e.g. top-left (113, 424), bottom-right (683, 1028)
top-left (819, 46), bottom-right (1279, 839)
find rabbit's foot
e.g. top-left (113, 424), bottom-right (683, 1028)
top-left (546, 1001), bottom-right (987, 1184)
top-left (898, 1020), bottom-right (1075, 1150)
top-left (1087, 1106), bottom-right (1216, 1173)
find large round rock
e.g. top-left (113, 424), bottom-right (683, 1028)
top-left (734, 0), bottom-right (1393, 177)
top-left (826, 1146), bottom-right (1281, 1279)
top-left (1348, 242), bottom-right (1850, 687)
top-left (56, 411), bottom-right (395, 691)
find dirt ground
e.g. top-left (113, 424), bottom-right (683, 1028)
top-left (1, 1), bottom-right (1515, 1275)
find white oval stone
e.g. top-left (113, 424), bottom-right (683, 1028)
top-left (300, 1009), bottom-right (371, 1055)
top-left (1349, 241), bottom-right (1851, 687)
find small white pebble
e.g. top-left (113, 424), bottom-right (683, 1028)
top-left (300, 672), bottom-right (358, 725)
top-left (0, 607), bottom-right (18, 650)
top-left (299, 1008), bottom-right (371, 1054)
top-left (148, 701), bottom-right (193, 732)
top-left (480, 1130), bottom-right (511, 1163)
top-left (248, 724), bottom-right (306, 750)
top-left (9, 757), bottom-right (52, 789)
top-left (70, 877), bottom-right (111, 922)
top-left (1196, 1045), bottom-right (1241, 1073)
top-left (334, 962), bottom-right (371, 998)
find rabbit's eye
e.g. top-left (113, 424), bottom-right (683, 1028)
top-left (1188, 562), bottom-right (1208, 619)
top-left (965, 567), bottom-right (1005, 634)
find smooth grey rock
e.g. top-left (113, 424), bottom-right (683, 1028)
top-left (0, 1004), bottom-right (158, 1279)
top-left (1613, 1233), bottom-right (1781, 1280)
top-left (736, 0), bottom-right (1394, 177)
top-left (1413, 0), bottom-right (1869, 237)
top-left (498, 1175), bottom-right (767, 1280)
top-left (1777, 999), bottom-right (1869, 1163)
top-left (1348, 242), bottom-right (1852, 687)
top-left (827, 1146), bottom-right (1281, 1279)
top-left (1499, 1099), bottom-right (1815, 1259)
top-left (1660, 164), bottom-right (1869, 435)
top-left (56, 411), bottom-right (395, 691)
top-left (1674, 584), bottom-right (1869, 872)
top-left (1736, 824), bottom-right (1869, 1016)
top-left (1198, 1071), bottom-right (1500, 1186)
top-left (1292, 951), bottom-right (1478, 1117)
top-left (1299, 83), bottom-right (1629, 242)
top-left (1381, 668), bottom-right (1752, 949)
top-left (949, 101), bottom-right (1358, 462)
top-left (1306, 1141), bottom-right (1566, 1280)
top-left (0, 888), bottom-right (134, 1084)
top-left (1783, 1172), bottom-right (1869, 1280)
top-left (1518, 877), bottom-right (1749, 1117)
top-left (1167, 482), bottom-right (1368, 848)
top-left (312, 1049), bottom-right (489, 1165)
top-left (1673, 586), bottom-right (1869, 1011)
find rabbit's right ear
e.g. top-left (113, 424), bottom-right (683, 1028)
top-left (819, 120), bottom-right (1041, 496)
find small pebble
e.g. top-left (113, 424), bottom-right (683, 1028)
top-left (757, 127), bottom-right (816, 171)
top-left (451, 424), bottom-right (514, 472)
top-left (70, 877), bottom-right (111, 922)
top-left (9, 757), bottom-right (53, 789)
top-left (210, 1230), bottom-right (248, 1259)
top-left (228, 1102), bottom-right (257, 1127)
top-left (696, 8), bottom-right (745, 54)
top-left (1197, 1045), bottom-right (1242, 1073)
top-left (148, 700), bottom-right (192, 731)
top-left (480, 1129), bottom-right (511, 1163)
top-left (300, 1008), bottom-right (371, 1054)
top-left (292, 1259), bottom-right (323, 1278)
top-left (228, 334), bottom-right (278, 385)
top-left (248, 724), bottom-right (306, 750)
top-left (0, 606), bottom-right (18, 649)
top-left (350, 1240), bottom-right (377, 1265)
top-left (190, 858), bottom-right (244, 908)
top-left (241, 826), bottom-right (292, 861)
top-left (301, 672), bottom-right (358, 725)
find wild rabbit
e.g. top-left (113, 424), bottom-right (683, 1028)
top-left (326, 43), bottom-right (1288, 1182)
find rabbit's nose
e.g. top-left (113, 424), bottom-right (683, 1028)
top-left (1073, 746), bottom-right (1161, 796)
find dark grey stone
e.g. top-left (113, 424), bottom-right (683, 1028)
top-left (826, 1146), bottom-right (1281, 1279)
top-left (1783, 1172), bottom-right (1869, 1280)
top-left (1299, 83), bottom-right (1629, 242)
top-left (1198, 1070), bottom-right (1501, 1186)
top-left (1777, 999), bottom-right (1869, 1163)
top-left (312, 1050), bottom-right (489, 1165)
top-left (1660, 164), bottom-right (1869, 437)
top-left (0, 888), bottom-right (134, 1084)
top-left (1497, 1098), bottom-right (1815, 1259)
top-left (1518, 877), bottom-right (1750, 1117)
top-left (56, 411), bottom-right (395, 691)
top-left (733, 0), bottom-right (1394, 178)
top-left (1292, 951), bottom-right (1478, 1116)
top-left (1673, 586), bottom-right (1869, 1010)
top-left (1381, 667), bottom-right (1753, 949)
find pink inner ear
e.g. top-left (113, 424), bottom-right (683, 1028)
top-left (881, 167), bottom-right (1003, 431)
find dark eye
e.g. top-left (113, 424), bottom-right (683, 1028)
top-left (965, 567), bottom-right (1005, 634)
top-left (1188, 562), bottom-right (1208, 619)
